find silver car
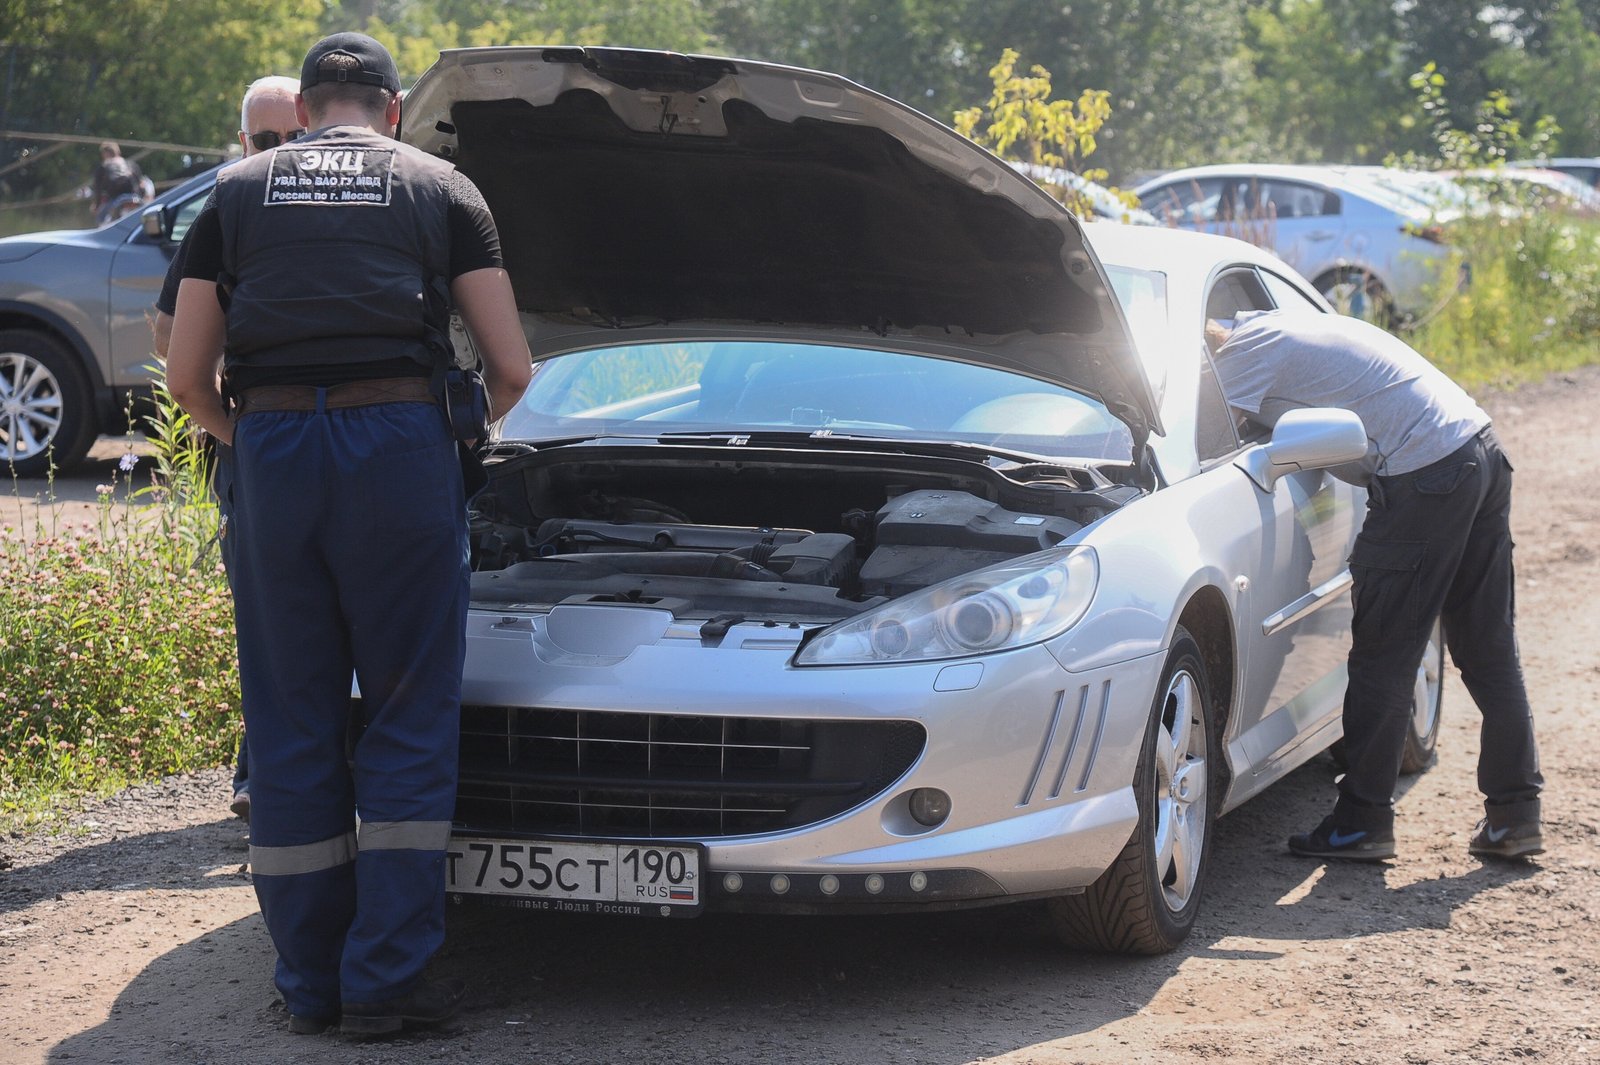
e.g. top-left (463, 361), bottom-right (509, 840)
top-left (1133, 162), bottom-right (1460, 322)
top-left (400, 48), bottom-right (1443, 954)
top-left (0, 165), bottom-right (221, 475)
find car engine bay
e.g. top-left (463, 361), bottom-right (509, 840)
top-left (468, 443), bottom-right (1141, 619)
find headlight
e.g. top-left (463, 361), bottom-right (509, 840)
top-left (795, 547), bottom-right (1098, 666)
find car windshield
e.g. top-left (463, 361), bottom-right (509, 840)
top-left (500, 341), bottom-right (1134, 461)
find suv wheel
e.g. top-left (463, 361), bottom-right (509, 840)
top-left (0, 329), bottom-right (97, 478)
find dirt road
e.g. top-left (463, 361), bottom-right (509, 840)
top-left (2, 369), bottom-right (1597, 1065)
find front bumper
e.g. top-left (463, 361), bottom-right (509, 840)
top-left (454, 606), bottom-right (1165, 910)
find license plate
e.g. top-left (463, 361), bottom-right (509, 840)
top-left (446, 837), bottom-right (703, 916)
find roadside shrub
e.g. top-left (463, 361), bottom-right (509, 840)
top-left (1407, 212), bottom-right (1600, 386)
top-left (0, 366), bottom-right (238, 830)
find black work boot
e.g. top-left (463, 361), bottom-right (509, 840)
top-left (341, 977), bottom-right (465, 1038)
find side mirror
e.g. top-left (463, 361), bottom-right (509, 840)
top-left (139, 202), bottom-right (169, 241)
top-left (1235, 407), bottom-right (1368, 491)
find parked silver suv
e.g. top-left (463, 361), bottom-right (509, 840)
top-left (0, 164), bottom-right (222, 476)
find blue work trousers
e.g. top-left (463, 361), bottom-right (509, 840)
top-left (228, 398), bottom-right (467, 1019)
top-left (1335, 427), bottom-right (1542, 831)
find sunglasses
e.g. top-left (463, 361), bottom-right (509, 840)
top-left (248, 128), bottom-right (306, 151)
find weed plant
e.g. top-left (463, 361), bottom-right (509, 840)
top-left (1408, 212), bottom-right (1600, 388)
top-left (1, 365), bottom-right (237, 831)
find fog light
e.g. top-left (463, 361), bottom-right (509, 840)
top-left (770, 874), bottom-right (791, 895)
top-left (723, 873), bottom-right (743, 893)
top-left (909, 871), bottom-right (929, 893)
top-left (908, 787), bottom-right (952, 827)
top-left (819, 875), bottom-right (840, 896)
top-left (865, 874), bottom-right (885, 894)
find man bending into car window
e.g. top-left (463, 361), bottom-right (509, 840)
top-left (1205, 310), bottom-right (1543, 863)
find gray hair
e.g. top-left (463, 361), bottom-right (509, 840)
top-left (239, 75), bottom-right (301, 131)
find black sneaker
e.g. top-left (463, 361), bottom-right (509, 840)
top-left (288, 1013), bottom-right (336, 1035)
top-left (1469, 818), bottom-right (1544, 860)
top-left (1287, 815), bottom-right (1396, 861)
top-left (341, 977), bottom-right (465, 1038)
top-left (229, 786), bottom-right (250, 822)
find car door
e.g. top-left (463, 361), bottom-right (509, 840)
top-left (1251, 179), bottom-right (1345, 279)
top-left (106, 180), bottom-right (215, 387)
top-left (1201, 268), bottom-right (1360, 792)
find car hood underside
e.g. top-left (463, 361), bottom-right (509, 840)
top-left (402, 47), bottom-right (1159, 448)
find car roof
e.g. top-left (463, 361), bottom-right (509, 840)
top-left (1082, 220), bottom-right (1293, 278)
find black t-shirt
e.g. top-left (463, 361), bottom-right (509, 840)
top-left (173, 167), bottom-right (504, 388)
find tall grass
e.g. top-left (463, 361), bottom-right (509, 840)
top-left (1408, 212), bottom-right (1600, 388)
top-left (0, 365), bottom-right (237, 832)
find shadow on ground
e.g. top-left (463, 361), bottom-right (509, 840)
top-left (43, 754), bottom-right (1538, 1065)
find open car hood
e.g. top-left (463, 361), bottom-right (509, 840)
top-left (402, 47), bottom-right (1161, 450)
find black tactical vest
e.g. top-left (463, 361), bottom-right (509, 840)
top-left (213, 126), bottom-right (454, 375)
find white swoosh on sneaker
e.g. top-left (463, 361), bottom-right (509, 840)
top-left (1485, 824), bottom-right (1513, 843)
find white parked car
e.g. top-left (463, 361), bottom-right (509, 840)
top-left (1133, 163), bottom-right (1461, 322)
top-left (1512, 157), bottom-right (1600, 189)
top-left (400, 48), bottom-right (1442, 954)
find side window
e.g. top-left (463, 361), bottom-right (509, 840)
top-left (1261, 270), bottom-right (1325, 311)
top-left (1260, 181), bottom-right (1340, 219)
top-left (1143, 178), bottom-right (1224, 225)
top-left (169, 188), bottom-right (212, 244)
top-left (1197, 267), bottom-right (1276, 460)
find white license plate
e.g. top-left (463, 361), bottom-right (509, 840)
top-left (446, 837), bottom-right (703, 916)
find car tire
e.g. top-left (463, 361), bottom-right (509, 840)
top-left (1316, 269), bottom-right (1394, 326)
top-left (1047, 626), bottom-right (1217, 955)
top-left (1327, 616), bottom-right (1444, 776)
top-left (1400, 618), bottom-right (1444, 774)
top-left (0, 329), bottom-right (98, 478)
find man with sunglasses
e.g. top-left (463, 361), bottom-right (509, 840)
top-left (151, 75), bottom-right (304, 826)
top-left (154, 76), bottom-right (303, 359)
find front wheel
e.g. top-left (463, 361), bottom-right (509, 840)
top-left (0, 329), bottom-right (98, 477)
top-left (1400, 618), bottom-right (1445, 774)
top-left (1047, 626), bottom-right (1218, 954)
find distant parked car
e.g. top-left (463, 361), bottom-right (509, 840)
top-left (1455, 167), bottom-right (1600, 215)
top-left (1011, 162), bottom-right (1157, 225)
top-left (0, 163), bottom-right (223, 476)
top-left (1133, 163), bottom-right (1460, 322)
top-left (1512, 157), bottom-right (1600, 189)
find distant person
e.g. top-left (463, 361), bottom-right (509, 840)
top-left (1206, 310), bottom-right (1543, 863)
top-left (151, 75), bottom-right (303, 823)
top-left (90, 141), bottom-right (146, 224)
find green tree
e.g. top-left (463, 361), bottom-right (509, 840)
top-left (1490, 1), bottom-right (1600, 156)
top-left (1242, 0), bottom-right (1419, 162)
top-left (952, 49), bottom-right (1130, 218)
top-left (0, 0), bottom-right (319, 196)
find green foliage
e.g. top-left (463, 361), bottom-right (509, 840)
top-left (0, 368), bottom-right (236, 831)
top-left (1488, 1), bottom-right (1600, 157)
top-left (1409, 214), bottom-right (1600, 388)
top-left (1391, 62), bottom-right (1559, 171)
top-left (953, 49), bottom-right (1131, 219)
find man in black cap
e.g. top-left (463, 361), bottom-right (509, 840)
top-left (167, 32), bottom-right (531, 1037)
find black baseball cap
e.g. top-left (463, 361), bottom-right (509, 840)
top-left (299, 32), bottom-right (401, 93)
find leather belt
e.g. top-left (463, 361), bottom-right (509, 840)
top-left (234, 376), bottom-right (435, 416)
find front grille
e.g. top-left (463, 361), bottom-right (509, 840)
top-left (456, 706), bottom-right (926, 838)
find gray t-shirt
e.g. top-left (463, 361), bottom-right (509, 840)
top-left (1215, 309), bottom-right (1489, 485)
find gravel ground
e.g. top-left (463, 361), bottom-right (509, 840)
top-left (2, 368), bottom-right (1597, 1065)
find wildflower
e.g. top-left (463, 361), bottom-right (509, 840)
top-left (119, 453), bottom-right (139, 472)
top-left (96, 484), bottom-right (114, 495)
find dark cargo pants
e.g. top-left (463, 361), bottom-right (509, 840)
top-left (1334, 426), bottom-right (1542, 832)
top-left (228, 398), bottom-right (467, 1020)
